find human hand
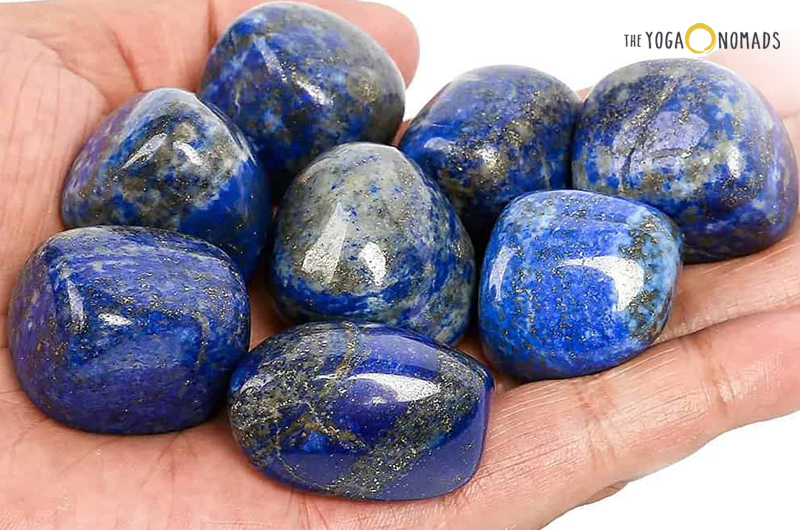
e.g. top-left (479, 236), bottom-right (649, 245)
top-left (1, 1), bottom-right (798, 528)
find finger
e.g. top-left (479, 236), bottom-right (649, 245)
top-left (659, 222), bottom-right (800, 342)
top-left (580, 481), bottom-right (627, 506)
top-left (0, 0), bottom-right (419, 109)
top-left (425, 307), bottom-right (800, 530)
top-left (7, 309), bottom-right (798, 530)
top-left (273, 307), bottom-right (800, 530)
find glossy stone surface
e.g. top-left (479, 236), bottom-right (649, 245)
top-left (400, 65), bottom-right (578, 245)
top-left (572, 59), bottom-right (797, 263)
top-left (7, 226), bottom-right (250, 434)
top-left (269, 143), bottom-right (475, 345)
top-left (228, 321), bottom-right (493, 500)
top-left (61, 88), bottom-right (269, 279)
top-left (479, 190), bottom-right (682, 381)
top-left (199, 2), bottom-right (405, 197)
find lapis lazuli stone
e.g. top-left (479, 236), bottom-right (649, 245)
top-left (400, 65), bottom-right (578, 245)
top-left (61, 88), bottom-right (269, 280)
top-left (199, 2), bottom-right (405, 197)
top-left (228, 321), bottom-right (493, 500)
top-left (7, 226), bottom-right (250, 434)
top-left (269, 143), bottom-right (475, 346)
top-left (572, 59), bottom-right (798, 263)
top-left (479, 190), bottom-right (682, 381)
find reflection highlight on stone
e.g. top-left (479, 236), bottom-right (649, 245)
top-left (561, 256), bottom-right (645, 312)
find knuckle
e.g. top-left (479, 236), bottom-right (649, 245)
top-left (685, 333), bottom-right (738, 429)
top-left (568, 376), bottom-right (622, 474)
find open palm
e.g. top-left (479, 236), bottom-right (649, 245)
top-left (2, 1), bottom-right (800, 528)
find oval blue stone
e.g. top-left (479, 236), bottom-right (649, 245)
top-left (61, 88), bottom-right (270, 280)
top-left (400, 65), bottom-right (578, 245)
top-left (228, 321), bottom-right (493, 501)
top-left (199, 2), bottom-right (405, 197)
top-left (572, 59), bottom-right (797, 263)
top-left (479, 190), bottom-right (682, 381)
top-left (7, 226), bottom-right (250, 434)
top-left (269, 143), bottom-right (475, 346)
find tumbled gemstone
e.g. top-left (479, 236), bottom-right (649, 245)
top-left (228, 321), bottom-right (493, 501)
top-left (269, 143), bottom-right (475, 346)
top-left (7, 226), bottom-right (250, 434)
top-left (479, 190), bottom-right (682, 381)
top-left (400, 65), bottom-right (578, 245)
top-left (572, 58), bottom-right (797, 262)
top-left (199, 2), bottom-right (405, 197)
top-left (61, 88), bottom-right (269, 279)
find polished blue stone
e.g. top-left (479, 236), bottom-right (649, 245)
top-left (269, 143), bottom-right (475, 346)
top-left (572, 58), bottom-right (798, 263)
top-left (61, 88), bottom-right (269, 280)
top-left (7, 226), bottom-right (250, 434)
top-left (479, 190), bottom-right (682, 381)
top-left (400, 65), bottom-right (578, 245)
top-left (199, 2), bottom-right (405, 197)
top-left (228, 321), bottom-right (493, 501)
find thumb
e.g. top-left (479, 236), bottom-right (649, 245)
top-left (0, 0), bottom-right (419, 109)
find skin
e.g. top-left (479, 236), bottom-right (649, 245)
top-left (0, 1), bottom-right (798, 528)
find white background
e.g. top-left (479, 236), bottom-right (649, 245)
top-left (1, 0), bottom-right (799, 528)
